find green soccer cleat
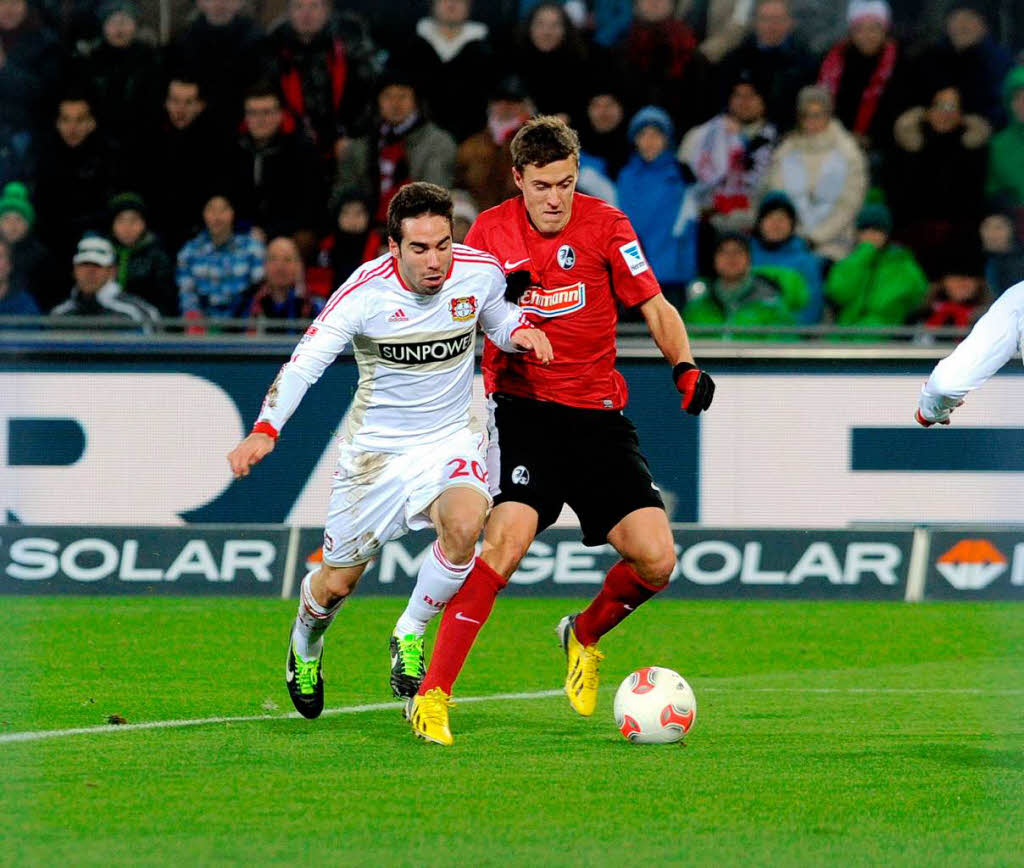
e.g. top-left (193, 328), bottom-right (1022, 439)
top-left (286, 638), bottom-right (324, 719)
top-left (389, 632), bottom-right (426, 698)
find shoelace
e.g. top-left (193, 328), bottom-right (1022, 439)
top-left (397, 636), bottom-right (424, 677)
top-left (580, 646), bottom-right (605, 688)
top-left (295, 657), bottom-right (320, 694)
top-left (419, 689), bottom-right (454, 725)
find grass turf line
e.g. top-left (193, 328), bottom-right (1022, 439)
top-left (0, 597), bottom-right (1020, 866)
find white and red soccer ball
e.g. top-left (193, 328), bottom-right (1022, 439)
top-left (613, 667), bottom-right (697, 744)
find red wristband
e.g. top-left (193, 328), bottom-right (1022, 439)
top-left (252, 421), bottom-right (279, 440)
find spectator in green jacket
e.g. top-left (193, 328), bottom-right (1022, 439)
top-left (825, 201), bottom-right (929, 331)
top-left (986, 65), bottom-right (1024, 207)
top-left (683, 232), bottom-right (808, 339)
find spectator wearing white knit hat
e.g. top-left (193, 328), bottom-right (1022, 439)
top-left (817, 0), bottom-right (905, 153)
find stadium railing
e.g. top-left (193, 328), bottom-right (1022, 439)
top-left (0, 315), bottom-right (976, 345)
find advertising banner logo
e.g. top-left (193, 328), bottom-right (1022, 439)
top-left (0, 526), bottom-right (289, 595)
top-left (294, 528), bottom-right (911, 600)
top-left (925, 532), bottom-right (1024, 599)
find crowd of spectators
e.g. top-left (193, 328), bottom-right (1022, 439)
top-left (0, 0), bottom-right (1021, 337)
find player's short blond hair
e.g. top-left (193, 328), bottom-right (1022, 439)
top-left (510, 115), bottom-right (581, 172)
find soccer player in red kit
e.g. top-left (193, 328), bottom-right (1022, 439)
top-left (406, 116), bottom-right (714, 746)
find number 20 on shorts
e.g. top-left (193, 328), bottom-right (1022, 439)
top-left (447, 458), bottom-right (488, 483)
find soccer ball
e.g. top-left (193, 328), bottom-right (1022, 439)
top-left (613, 667), bottom-right (697, 744)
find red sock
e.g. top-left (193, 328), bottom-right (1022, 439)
top-left (419, 558), bottom-right (507, 696)
top-left (572, 560), bottom-right (663, 646)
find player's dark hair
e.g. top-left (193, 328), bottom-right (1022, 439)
top-left (386, 182), bottom-right (453, 243)
top-left (510, 115), bottom-right (581, 171)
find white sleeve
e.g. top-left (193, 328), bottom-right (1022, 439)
top-left (255, 296), bottom-right (362, 434)
top-left (919, 282), bottom-right (1024, 419)
top-left (477, 267), bottom-right (531, 352)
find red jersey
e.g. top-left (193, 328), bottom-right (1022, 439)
top-left (467, 193), bottom-right (661, 410)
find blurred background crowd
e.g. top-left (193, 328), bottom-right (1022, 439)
top-left (0, 0), bottom-right (1021, 336)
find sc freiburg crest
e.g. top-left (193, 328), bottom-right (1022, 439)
top-left (449, 296), bottom-right (477, 321)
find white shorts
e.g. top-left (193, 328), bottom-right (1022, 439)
top-left (321, 428), bottom-right (491, 567)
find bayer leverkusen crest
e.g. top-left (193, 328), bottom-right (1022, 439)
top-left (449, 296), bottom-right (477, 321)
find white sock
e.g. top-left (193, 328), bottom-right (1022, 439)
top-left (394, 541), bottom-right (474, 637)
top-left (291, 571), bottom-right (344, 660)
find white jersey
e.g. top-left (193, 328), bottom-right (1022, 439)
top-left (255, 245), bottom-right (529, 451)
top-left (919, 280), bottom-right (1024, 420)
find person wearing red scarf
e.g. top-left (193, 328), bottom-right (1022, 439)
top-left (614, 0), bottom-right (709, 131)
top-left (265, 0), bottom-right (376, 164)
top-left (818, 0), bottom-right (902, 151)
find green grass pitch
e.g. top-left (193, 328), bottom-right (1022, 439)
top-left (1, 597), bottom-right (1021, 866)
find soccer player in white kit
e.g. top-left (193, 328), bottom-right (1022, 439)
top-left (227, 183), bottom-right (553, 719)
top-left (916, 280), bottom-right (1024, 426)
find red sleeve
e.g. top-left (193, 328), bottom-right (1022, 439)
top-left (605, 216), bottom-right (662, 308)
top-left (464, 219), bottom-right (487, 252)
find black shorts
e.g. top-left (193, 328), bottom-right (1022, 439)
top-left (488, 394), bottom-right (665, 546)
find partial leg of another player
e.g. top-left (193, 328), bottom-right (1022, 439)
top-left (288, 562), bottom-right (366, 719)
top-left (410, 502), bottom-right (537, 744)
top-left (417, 501), bottom-right (537, 691)
top-left (400, 485), bottom-right (489, 745)
top-left (560, 506), bottom-right (675, 715)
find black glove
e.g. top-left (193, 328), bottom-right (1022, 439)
top-left (505, 270), bottom-right (533, 304)
top-left (673, 362), bottom-right (715, 415)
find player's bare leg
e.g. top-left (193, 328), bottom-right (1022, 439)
top-left (287, 562), bottom-right (366, 719)
top-left (574, 506), bottom-right (674, 642)
top-left (298, 562), bottom-right (367, 655)
top-left (605, 507), bottom-right (676, 586)
top-left (561, 507), bottom-right (675, 716)
top-left (393, 486), bottom-right (488, 701)
top-left (479, 502), bottom-right (540, 579)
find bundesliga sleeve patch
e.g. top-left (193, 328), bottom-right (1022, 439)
top-left (618, 240), bottom-right (650, 276)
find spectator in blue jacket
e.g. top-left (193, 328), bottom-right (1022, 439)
top-left (750, 189), bottom-right (825, 323)
top-left (176, 193), bottom-right (266, 322)
top-left (616, 105), bottom-right (698, 310)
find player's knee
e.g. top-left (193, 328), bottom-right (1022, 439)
top-left (437, 515), bottom-right (486, 564)
top-left (318, 565), bottom-right (359, 600)
top-left (631, 549), bottom-right (675, 588)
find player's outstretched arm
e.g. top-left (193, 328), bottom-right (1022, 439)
top-left (511, 326), bottom-right (554, 364)
top-left (639, 293), bottom-right (715, 415)
top-left (227, 432), bottom-right (276, 478)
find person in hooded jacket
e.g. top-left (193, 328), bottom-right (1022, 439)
top-left (616, 105), bottom-right (698, 310)
top-left (825, 201), bottom-right (929, 333)
top-left (749, 189), bottom-right (824, 324)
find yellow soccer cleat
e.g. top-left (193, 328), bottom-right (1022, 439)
top-left (407, 687), bottom-right (455, 746)
top-left (557, 614), bottom-right (605, 717)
